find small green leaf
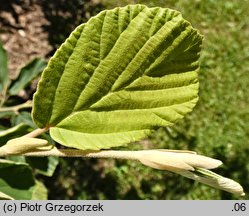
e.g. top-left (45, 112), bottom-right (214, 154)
top-left (33, 5), bottom-right (202, 150)
top-left (6, 152), bottom-right (58, 177)
top-left (11, 111), bottom-right (37, 128)
top-left (31, 180), bottom-right (48, 200)
top-left (26, 156), bottom-right (59, 177)
top-left (9, 58), bottom-right (47, 95)
top-left (0, 123), bottom-right (31, 146)
top-left (0, 159), bottom-right (46, 200)
top-left (0, 111), bottom-right (15, 119)
top-left (6, 156), bottom-right (26, 163)
top-left (0, 41), bottom-right (9, 95)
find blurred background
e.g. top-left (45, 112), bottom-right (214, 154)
top-left (0, 0), bottom-right (248, 199)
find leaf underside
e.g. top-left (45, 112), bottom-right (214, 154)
top-left (32, 5), bottom-right (202, 150)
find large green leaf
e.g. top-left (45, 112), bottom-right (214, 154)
top-left (9, 58), bottom-right (47, 95)
top-left (32, 5), bottom-right (202, 150)
top-left (0, 41), bottom-right (9, 95)
top-left (0, 159), bottom-right (47, 200)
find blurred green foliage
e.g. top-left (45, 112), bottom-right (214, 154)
top-left (0, 43), bottom-right (57, 199)
top-left (45, 0), bottom-right (249, 200)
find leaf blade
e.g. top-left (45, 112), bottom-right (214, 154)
top-left (33, 5), bottom-right (202, 150)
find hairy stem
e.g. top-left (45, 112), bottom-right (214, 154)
top-left (16, 148), bottom-right (141, 160)
top-left (0, 100), bottom-right (32, 113)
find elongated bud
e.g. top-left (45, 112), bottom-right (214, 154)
top-left (137, 149), bottom-right (244, 196)
top-left (0, 137), bottom-right (52, 156)
top-left (138, 150), bottom-right (222, 172)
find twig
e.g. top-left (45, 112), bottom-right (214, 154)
top-left (0, 100), bottom-right (32, 113)
top-left (22, 148), bottom-right (141, 160)
top-left (22, 127), bottom-right (49, 138)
